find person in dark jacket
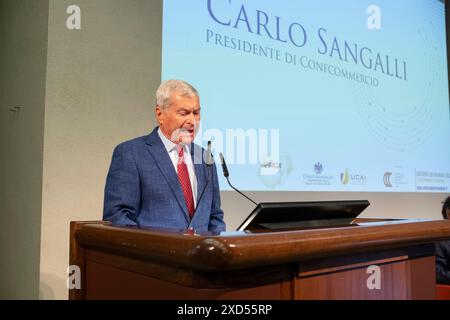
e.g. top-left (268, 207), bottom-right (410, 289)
top-left (436, 196), bottom-right (450, 284)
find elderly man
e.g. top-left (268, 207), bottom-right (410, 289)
top-left (103, 79), bottom-right (226, 233)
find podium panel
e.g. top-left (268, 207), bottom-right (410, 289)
top-left (69, 219), bottom-right (450, 300)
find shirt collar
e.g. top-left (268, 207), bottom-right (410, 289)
top-left (157, 127), bottom-right (190, 154)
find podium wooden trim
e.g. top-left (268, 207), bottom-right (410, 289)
top-left (69, 219), bottom-right (450, 300)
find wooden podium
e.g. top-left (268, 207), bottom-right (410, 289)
top-left (69, 219), bottom-right (450, 300)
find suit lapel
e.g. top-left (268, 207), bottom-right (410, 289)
top-left (145, 128), bottom-right (190, 222)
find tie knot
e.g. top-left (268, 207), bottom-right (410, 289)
top-left (177, 145), bottom-right (184, 158)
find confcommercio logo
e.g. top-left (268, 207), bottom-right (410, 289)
top-left (302, 162), bottom-right (334, 186)
top-left (314, 162), bottom-right (323, 175)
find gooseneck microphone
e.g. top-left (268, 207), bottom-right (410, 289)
top-left (205, 140), bottom-right (213, 166)
top-left (196, 141), bottom-right (213, 204)
top-left (219, 153), bottom-right (258, 206)
top-left (186, 141), bottom-right (213, 233)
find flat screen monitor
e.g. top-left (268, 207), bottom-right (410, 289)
top-left (237, 200), bottom-right (370, 231)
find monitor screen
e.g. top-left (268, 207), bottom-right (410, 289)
top-left (237, 200), bottom-right (370, 231)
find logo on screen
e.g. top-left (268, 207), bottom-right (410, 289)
top-left (314, 162), bottom-right (323, 175)
top-left (341, 169), bottom-right (350, 185)
top-left (383, 172), bottom-right (392, 187)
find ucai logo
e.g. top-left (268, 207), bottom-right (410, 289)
top-left (384, 172), bottom-right (393, 187)
top-left (314, 162), bottom-right (323, 175)
top-left (341, 168), bottom-right (350, 184)
top-left (341, 168), bottom-right (367, 185)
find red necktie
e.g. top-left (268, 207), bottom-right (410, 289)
top-left (177, 145), bottom-right (195, 218)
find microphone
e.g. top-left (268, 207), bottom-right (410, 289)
top-left (219, 153), bottom-right (258, 206)
top-left (205, 140), bottom-right (213, 165)
top-left (220, 152), bottom-right (229, 178)
top-left (185, 141), bottom-right (213, 234)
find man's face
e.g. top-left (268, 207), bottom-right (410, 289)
top-left (156, 93), bottom-right (201, 144)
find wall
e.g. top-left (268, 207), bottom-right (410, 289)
top-left (39, 0), bottom-right (162, 299)
top-left (0, 0), bottom-right (49, 299)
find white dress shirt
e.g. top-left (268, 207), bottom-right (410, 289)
top-left (158, 128), bottom-right (198, 207)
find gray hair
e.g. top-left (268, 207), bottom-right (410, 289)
top-left (156, 79), bottom-right (199, 109)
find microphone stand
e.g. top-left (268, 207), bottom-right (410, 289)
top-left (185, 141), bottom-right (213, 234)
top-left (219, 153), bottom-right (258, 206)
top-left (224, 176), bottom-right (257, 206)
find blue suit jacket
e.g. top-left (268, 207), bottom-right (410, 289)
top-left (103, 127), bottom-right (226, 233)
